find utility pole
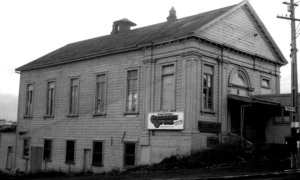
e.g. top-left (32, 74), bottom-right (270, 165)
top-left (278, 0), bottom-right (299, 169)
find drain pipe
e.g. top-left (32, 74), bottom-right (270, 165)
top-left (240, 104), bottom-right (252, 139)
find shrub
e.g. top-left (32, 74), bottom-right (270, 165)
top-left (0, 170), bottom-right (13, 179)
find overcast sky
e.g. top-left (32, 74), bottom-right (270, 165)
top-left (0, 0), bottom-right (297, 120)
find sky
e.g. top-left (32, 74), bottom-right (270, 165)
top-left (0, 0), bottom-right (297, 120)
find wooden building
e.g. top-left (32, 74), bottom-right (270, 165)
top-left (14, 0), bottom-right (287, 173)
top-left (0, 125), bottom-right (16, 172)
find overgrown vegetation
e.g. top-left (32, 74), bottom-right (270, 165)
top-left (0, 170), bottom-right (13, 179)
top-left (0, 141), bottom-right (289, 179)
top-left (126, 141), bottom-right (289, 173)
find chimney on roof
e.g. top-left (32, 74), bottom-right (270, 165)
top-left (167, 7), bottom-right (177, 22)
top-left (111, 18), bottom-right (136, 35)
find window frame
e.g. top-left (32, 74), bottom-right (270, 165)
top-left (68, 77), bottom-right (80, 117)
top-left (273, 107), bottom-right (291, 125)
top-left (123, 142), bottom-right (136, 167)
top-left (24, 83), bottom-right (34, 118)
top-left (94, 72), bottom-right (107, 116)
top-left (45, 80), bottom-right (55, 118)
top-left (159, 63), bottom-right (176, 111)
top-left (201, 63), bottom-right (215, 113)
top-left (6, 146), bottom-right (13, 170)
top-left (23, 138), bottom-right (30, 159)
top-left (92, 141), bottom-right (104, 167)
top-left (124, 68), bottom-right (140, 115)
top-left (43, 139), bottom-right (53, 161)
top-left (65, 140), bottom-right (76, 164)
top-left (261, 77), bottom-right (271, 89)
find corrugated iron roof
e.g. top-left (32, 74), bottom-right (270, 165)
top-left (16, 4), bottom-right (236, 71)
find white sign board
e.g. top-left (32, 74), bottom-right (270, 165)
top-left (285, 106), bottom-right (295, 112)
top-left (147, 112), bottom-right (184, 130)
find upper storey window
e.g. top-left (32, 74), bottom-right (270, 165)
top-left (25, 84), bottom-right (34, 118)
top-left (95, 74), bottom-right (106, 115)
top-left (231, 72), bottom-right (247, 87)
top-left (161, 64), bottom-right (175, 111)
top-left (229, 68), bottom-right (253, 96)
top-left (126, 69), bottom-right (138, 114)
top-left (261, 78), bottom-right (270, 89)
top-left (46, 81), bottom-right (55, 117)
top-left (203, 65), bottom-right (214, 111)
top-left (69, 78), bottom-right (79, 116)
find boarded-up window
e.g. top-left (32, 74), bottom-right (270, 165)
top-left (66, 140), bottom-right (75, 163)
top-left (46, 81), bottom-right (55, 116)
top-left (161, 65), bottom-right (174, 110)
top-left (43, 139), bottom-right (52, 161)
top-left (203, 65), bottom-right (213, 110)
top-left (95, 74), bottom-right (106, 114)
top-left (23, 139), bottom-right (30, 158)
top-left (126, 70), bottom-right (138, 113)
top-left (25, 84), bottom-right (34, 117)
top-left (92, 141), bottom-right (103, 166)
top-left (69, 78), bottom-right (79, 115)
top-left (124, 143), bottom-right (135, 167)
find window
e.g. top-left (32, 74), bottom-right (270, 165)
top-left (124, 143), bottom-right (135, 167)
top-left (203, 65), bottom-right (214, 110)
top-left (92, 141), bottom-right (103, 166)
top-left (261, 78), bottom-right (270, 89)
top-left (66, 140), bottom-right (75, 163)
top-left (25, 84), bottom-right (34, 117)
top-left (274, 107), bottom-right (291, 124)
top-left (46, 81), bottom-right (55, 117)
top-left (126, 70), bottom-right (138, 113)
top-left (23, 139), bottom-right (30, 158)
top-left (6, 146), bottom-right (13, 170)
top-left (69, 78), bottom-right (79, 116)
top-left (95, 74), bottom-right (106, 115)
top-left (43, 139), bottom-right (52, 161)
top-left (230, 70), bottom-right (249, 87)
top-left (161, 64), bottom-right (175, 110)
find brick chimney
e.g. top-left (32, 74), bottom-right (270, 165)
top-left (111, 18), bottom-right (136, 35)
top-left (167, 7), bottom-right (177, 22)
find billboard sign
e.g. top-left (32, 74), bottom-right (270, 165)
top-left (147, 112), bottom-right (184, 130)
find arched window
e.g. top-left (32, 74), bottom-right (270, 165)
top-left (231, 72), bottom-right (248, 87)
top-left (228, 68), bottom-right (253, 96)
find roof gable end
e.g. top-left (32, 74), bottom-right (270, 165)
top-left (193, 0), bottom-right (287, 65)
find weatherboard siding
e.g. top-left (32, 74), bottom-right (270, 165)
top-left (200, 7), bottom-right (278, 62)
top-left (16, 51), bottom-right (146, 172)
top-left (14, 4), bottom-right (284, 171)
top-left (0, 133), bottom-right (15, 171)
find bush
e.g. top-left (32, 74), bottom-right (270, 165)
top-left (126, 140), bottom-right (261, 173)
top-left (159, 141), bottom-right (252, 169)
top-left (0, 170), bottom-right (13, 179)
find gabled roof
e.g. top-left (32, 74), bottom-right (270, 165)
top-left (16, 0), bottom-right (287, 72)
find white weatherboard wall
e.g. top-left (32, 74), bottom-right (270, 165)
top-left (0, 132), bottom-right (16, 172)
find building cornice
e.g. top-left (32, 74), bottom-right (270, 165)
top-left (18, 34), bottom-right (284, 72)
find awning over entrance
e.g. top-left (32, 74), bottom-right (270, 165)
top-left (228, 94), bottom-right (280, 107)
top-left (227, 94), bottom-right (282, 143)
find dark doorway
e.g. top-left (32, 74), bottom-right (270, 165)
top-left (30, 146), bottom-right (43, 173)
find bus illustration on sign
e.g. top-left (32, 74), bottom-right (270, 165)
top-left (147, 112), bottom-right (184, 130)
